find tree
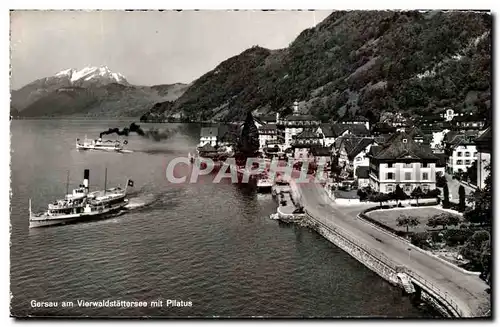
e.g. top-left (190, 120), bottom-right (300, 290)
top-left (446, 214), bottom-right (461, 228)
top-left (370, 192), bottom-right (390, 207)
top-left (458, 185), bottom-right (466, 212)
top-left (411, 186), bottom-right (424, 206)
top-left (464, 163), bottom-right (491, 225)
top-left (238, 111), bottom-right (260, 158)
top-left (460, 230), bottom-right (490, 272)
top-left (394, 185), bottom-right (408, 205)
top-left (443, 183), bottom-right (450, 208)
top-left (427, 213), bottom-right (461, 230)
top-left (357, 189), bottom-right (368, 201)
top-left (396, 214), bottom-right (420, 233)
top-left (427, 213), bottom-right (448, 230)
top-left (436, 172), bottom-right (447, 187)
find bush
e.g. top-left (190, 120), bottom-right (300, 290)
top-left (430, 230), bottom-right (444, 243)
top-left (411, 232), bottom-right (431, 249)
top-left (436, 173), bottom-right (447, 188)
top-left (444, 229), bottom-right (474, 246)
top-left (423, 188), bottom-right (441, 198)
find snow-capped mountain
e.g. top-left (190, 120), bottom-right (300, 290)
top-left (10, 66), bottom-right (189, 118)
top-left (54, 66), bottom-right (128, 86)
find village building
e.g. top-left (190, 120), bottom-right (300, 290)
top-left (277, 101), bottom-right (320, 148)
top-left (198, 127), bottom-right (220, 147)
top-left (316, 124), bottom-right (337, 147)
top-left (452, 113), bottom-right (487, 131)
top-left (291, 129), bottom-right (323, 159)
top-left (367, 132), bottom-right (439, 194)
top-left (333, 136), bottom-right (376, 177)
top-left (311, 147), bottom-right (332, 166)
top-left (355, 166), bottom-right (370, 188)
top-left (444, 131), bottom-right (479, 175)
top-left (475, 127), bottom-right (492, 189)
top-left (258, 124), bottom-right (279, 150)
top-left (440, 108), bottom-right (459, 122)
top-left (338, 115), bottom-right (370, 131)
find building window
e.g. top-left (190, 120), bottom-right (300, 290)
top-left (422, 163), bottom-right (428, 168)
top-left (387, 172), bottom-right (394, 180)
top-left (404, 184), bottom-right (412, 193)
top-left (457, 152), bottom-right (462, 157)
top-left (465, 152), bottom-right (470, 157)
top-left (405, 172), bottom-right (411, 180)
top-left (387, 185), bottom-right (394, 193)
top-left (457, 160), bottom-right (463, 165)
top-left (474, 152), bottom-right (478, 157)
top-left (422, 184), bottom-right (430, 192)
top-left (423, 172), bottom-right (429, 180)
top-left (387, 163), bottom-right (393, 168)
top-left (465, 160), bottom-right (471, 165)
top-left (404, 163), bottom-right (412, 168)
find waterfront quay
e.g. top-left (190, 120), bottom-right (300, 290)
top-left (271, 172), bottom-right (490, 318)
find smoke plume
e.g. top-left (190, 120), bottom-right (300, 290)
top-left (99, 123), bottom-right (178, 142)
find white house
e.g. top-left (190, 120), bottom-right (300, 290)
top-left (278, 101), bottom-right (320, 149)
top-left (198, 127), bottom-right (219, 147)
top-left (367, 132), bottom-right (439, 194)
top-left (444, 131), bottom-right (479, 174)
top-left (475, 127), bottom-right (491, 189)
top-left (258, 124), bottom-right (279, 150)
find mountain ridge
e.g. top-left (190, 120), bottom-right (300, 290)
top-left (141, 10), bottom-right (491, 123)
top-left (11, 66), bottom-right (189, 118)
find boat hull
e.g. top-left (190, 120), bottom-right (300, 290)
top-left (29, 202), bottom-right (127, 228)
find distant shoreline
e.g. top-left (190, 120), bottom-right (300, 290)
top-left (10, 117), bottom-right (221, 124)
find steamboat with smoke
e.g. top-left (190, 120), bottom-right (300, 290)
top-left (28, 169), bottom-right (134, 228)
top-left (76, 136), bottom-right (131, 153)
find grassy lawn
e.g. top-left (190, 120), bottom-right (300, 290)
top-left (366, 207), bottom-right (460, 233)
top-left (334, 190), bottom-right (359, 199)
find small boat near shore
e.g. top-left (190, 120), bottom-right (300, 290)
top-left (76, 136), bottom-right (132, 153)
top-left (29, 169), bottom-right (134, 228)
top-left (256, 176), bottom-right (273, 193)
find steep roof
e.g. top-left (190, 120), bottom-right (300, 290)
top-left (370, 132), bottom-right (438, 160)
top-left (347, 138), bottom-right (374, 160)
top-left (331, 123), bottom-right (349, 137)
top-left (259, 114), bottom-right (276, 122)
top-left (347, 124), bottom-right (370, 136)
top-left (330, 123), bottom-right (370, 137)
top-left (445, 130), bottom-right (479, 146)
top-left (476, 126), bottom-right (492, 142)
top-left (356, 166), bottom-right (370, 179)
top-left (284, 113), bottom-right (318, 121)
top-left (258, 124), bottom-right (277, 130)
top-left (295, 128), bottom-right (320, 139)
top-left (311, 147), bottom-right (331, 157)
top-left (340, 115), bottom-right (369, 122)
top-left (318, 124), bottom-right (336, 137)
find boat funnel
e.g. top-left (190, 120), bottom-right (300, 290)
top-left (83, 169), bottom-right (90, 192)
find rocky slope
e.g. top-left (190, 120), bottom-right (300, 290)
top-left (144, 10), bottom-right (491, 123)
top-left (11, 66), bottom-right (189, 118)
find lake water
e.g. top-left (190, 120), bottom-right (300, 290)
top-left (10, 120), bottom-right (437, 317)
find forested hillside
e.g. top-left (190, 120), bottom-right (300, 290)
top-left (144, 10), bottom-right (491, 123)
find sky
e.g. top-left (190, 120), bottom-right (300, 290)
top-left (10, 10), bottom-right (332, 89)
